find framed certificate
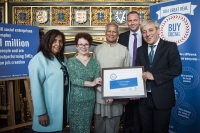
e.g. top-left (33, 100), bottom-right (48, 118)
top-left (102, 66), bottom-right (147, 99)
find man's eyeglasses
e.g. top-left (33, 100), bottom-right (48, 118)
top-left (78, 44), bottom-right (90, 48)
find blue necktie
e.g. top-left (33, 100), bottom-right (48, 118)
top-left (147, 45), bottom-right (156, 91)
top-left (148, 45), bottom-right (156, 68)
top-left (132, 33), bottom-right (137, 66)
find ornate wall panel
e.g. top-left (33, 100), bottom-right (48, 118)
top-left (51, 7), bottom-right (70, 26)
top-left (13, 7), bottom-right (31, 25)
top-left (91, 7), bottom-right (110, 26)
top-left (9, 0), bottom-right (158, 2)
top-left (71, 6), bottom-right (90, 26)
top-left (12, 5), bottom-right (150, 27)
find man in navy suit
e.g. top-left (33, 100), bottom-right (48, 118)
top-left (118, 11), bottom-right (146, 133)
top-left (136, 19), bottom-right (182, 133)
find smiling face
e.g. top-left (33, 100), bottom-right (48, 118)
top-left (127, 13), bottom-right (140, 32)
top-left (141, 24), bottom-right (160, 45)
top-left (51, 35), bottom-right (63, 55)
top-left (105, 24), bottom-right (118, 45)
top-left (76, 38), bottom-right (90, 55)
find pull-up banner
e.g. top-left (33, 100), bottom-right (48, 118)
top-left (0, 23), bottom-right (39, 80)
top-left (150, 0), bottom-right (200, 132)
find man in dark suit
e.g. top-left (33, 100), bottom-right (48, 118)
top-left (118, 11), bottom-right (146, 133)
top-left (136, 19), bottom-right (182, 133)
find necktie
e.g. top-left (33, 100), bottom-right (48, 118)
top-left (132, 33), bottom-right (137, 66)
top-left (147, 45), bottom-right (156, 92)
top-left (148, 45), bottom-right (156, 68)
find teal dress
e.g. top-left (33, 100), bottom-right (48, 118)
top-left (67, 57), bottom-right (101, 133)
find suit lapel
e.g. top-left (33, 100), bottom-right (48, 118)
top-left (152, 39), bottom-right (164, 68)
top-left (142, 44), bottom-right (150, 68)
top-left (124, 31), bottom-right (130, 48)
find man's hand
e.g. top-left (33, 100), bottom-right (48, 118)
top-left (142, 71), bottom-right (154, 81)
top-left (105, 99), bottom-right (113, 103)
top-left (130, 98), bottom-right (140, 100)
top-left (123, 99), bottom-right (129, 105)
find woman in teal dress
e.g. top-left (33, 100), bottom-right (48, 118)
top-left (67, 33), bottom-right (102, 133)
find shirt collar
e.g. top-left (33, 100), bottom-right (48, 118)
top-left (104, 42), bottom-right (118, 47)
top-left (148, 38), bottom-right (160, 47)
top-left (130, 28), bottom-right (141, 35)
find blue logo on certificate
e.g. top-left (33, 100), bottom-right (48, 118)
top-left (110, 78), bottom-right (138, 89)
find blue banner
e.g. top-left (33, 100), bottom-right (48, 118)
top-left (110, 78), bottom-right (138, 89)
top-left (150, 0), bottom-right (200, 132)
top-left (0, 23), bottom-right (39, 79)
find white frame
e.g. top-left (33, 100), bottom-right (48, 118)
top-left (102, 66), bottom-right (147, 99)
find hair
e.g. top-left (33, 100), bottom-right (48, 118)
top-left (140, 19), bottom-right (160, 30)
top-left (127, 10), bottom-right (140, 18)
top-left (37, 29), bottom-right (65, 61)
top-left (75, 32), bottom-right (93, 46)
top-left (105, 22), bottom-right (119, 35)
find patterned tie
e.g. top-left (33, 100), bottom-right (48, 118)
top-left (148, 45), bottom-right (156, 68)
top-left (147, 45), bottom-right (156, 92)
top-left (132, 33), bottom-right (137, 66)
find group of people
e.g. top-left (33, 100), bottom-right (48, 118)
top-left (28, 11), bottom-right (182, 133)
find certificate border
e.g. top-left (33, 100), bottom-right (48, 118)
top-left (102, 66), bottom-right (147, 99)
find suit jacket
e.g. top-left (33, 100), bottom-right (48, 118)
top-left (118, 30), bottom-right (147, 48)
top-left (135, 39), bottom-right (182, 109)
top-left (28, 52), bottom-right (68, 132)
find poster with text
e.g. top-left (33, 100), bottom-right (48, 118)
top-left (0, 23), bottom-right (39, 80)
top-left (150, 0), bottom-right (200, 132)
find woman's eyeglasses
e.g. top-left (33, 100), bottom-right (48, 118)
top-left (78, 44), bottom-right (90, 48)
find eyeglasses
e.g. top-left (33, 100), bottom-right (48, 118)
top-left (78, 44), bottom-right (90, 48)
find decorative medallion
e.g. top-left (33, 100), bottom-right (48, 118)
top-left (112, 7), bottom-right (129, 26)
top-left (139, 12), bottom-right (144, 22)
top-left (97, 12), bottom-right (104, 21)
top-left (75, 10), bottom-right (87, 24)
top-left (58, 12), bottom-right (65, 20)
top-left (72, 7), bottom-right (90, 26)
top-left (19, 12), bottom-right (26, 21)
top-left (36, 10), bottom-right (48, 23)
top-left (114, 10), bottom-right (127, 24)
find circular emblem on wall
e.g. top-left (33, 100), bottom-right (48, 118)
top-left (160, 14), bottom-right (191, 45)
top-left (110, 73), bottom-right (117, 80)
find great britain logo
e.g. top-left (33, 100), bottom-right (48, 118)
top-left (160, 14), bottom-right (191, 45)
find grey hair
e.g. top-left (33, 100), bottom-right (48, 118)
top-left (105, 22), bottom-right (120, 34)
top-left (140, 19), bottom-right (160, 30)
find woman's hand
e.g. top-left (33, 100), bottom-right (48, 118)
top-left (94, 77), bottom-right (102, 85)
top-left (38, 113), bottom-right (49, 126)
